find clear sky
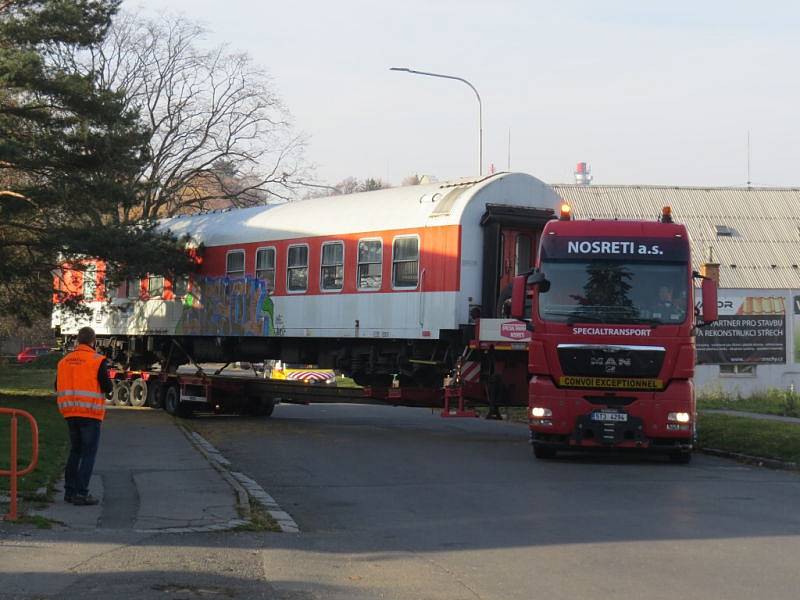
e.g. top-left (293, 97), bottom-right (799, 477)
top-left (132, 0), bottom-right (800, 187)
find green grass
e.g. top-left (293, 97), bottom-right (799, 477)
top-left (0, 365), bottom-right (56, 396)
top-left (0, 366), bottom-right (68, 496)
top-left (234, 497), bottom-right (281, 532)
top-left (697, 387), bottom-right (800, 418)
top-left (697, 413), bottom-right (800, 464)
top-left (334, 375), bottom-right (361, 388)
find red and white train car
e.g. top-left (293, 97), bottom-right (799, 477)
top-left (54, 172), bottom-right (560, 387)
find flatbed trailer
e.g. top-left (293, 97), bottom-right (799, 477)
top-left (104, 319), bottom-right (534, 419)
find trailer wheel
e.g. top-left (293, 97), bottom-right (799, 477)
top-left (163, 385), bottom-right (180, 416)
top-left (112, 381), bottom-right (131, 406)
top-left (669, 451), bottom-right (692, 464)
top-left (129, 378), bottom-right (148, 408)
top-left (533, 444), bottom-right (557, 459)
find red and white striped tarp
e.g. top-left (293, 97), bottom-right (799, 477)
top-left (460, 361), bottom-right (481, 383)
top-left (284, 369), bottom-right (335, 382)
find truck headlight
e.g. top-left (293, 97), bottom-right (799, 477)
top-left (667, 412), bottom-right (691, 423)
top-left (531, 407), bottom-right (552, 418)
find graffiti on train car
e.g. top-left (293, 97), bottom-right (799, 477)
top-left (176, 276), bottom-right (276, 336)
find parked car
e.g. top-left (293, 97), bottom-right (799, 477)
top-left (16, 346), bottom-right (52, 364)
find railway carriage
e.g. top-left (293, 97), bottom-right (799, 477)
top-left (54, 172), bottom-right (560, 387)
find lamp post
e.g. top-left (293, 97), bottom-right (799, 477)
top-left (390, 67), bottom-right (483, 176)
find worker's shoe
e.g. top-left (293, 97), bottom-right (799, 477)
top-left (64, 494), bottom-right (75, 504)
top-left (72, 494), bottom-right (99, 506)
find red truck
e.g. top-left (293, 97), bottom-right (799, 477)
top-left (511, 204), bottom-right (718, 463)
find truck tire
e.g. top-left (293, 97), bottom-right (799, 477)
top-left (163, 385), bottom-right (180, 416)
top-left (533, 444), bottom-right (557, 459)
top-left (112, 381), bottom-right (131, 406)
top-left (129, 378), bottom-right (148, 408)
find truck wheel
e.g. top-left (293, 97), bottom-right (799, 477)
top-left (129, 378), bottom-right (148, 408)
top-left (112, 381), bottom-right (131, 406)
top-left (669, 451), bottom-right (692, 464)
top-left (533, 444), bottom-right (557, 459)
top-left (163, 385), bottom-right (180, 416)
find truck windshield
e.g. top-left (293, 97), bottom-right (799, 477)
top-left (538, 260), bottom-right (689, 325)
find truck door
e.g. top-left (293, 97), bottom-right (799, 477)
top-left (481, 205), bottom-right (554, 317)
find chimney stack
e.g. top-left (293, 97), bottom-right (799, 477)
top-left (574, 162), bottom-right (593, 185)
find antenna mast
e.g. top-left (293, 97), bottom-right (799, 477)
top-left (746, 130), bottom-right (751, 187)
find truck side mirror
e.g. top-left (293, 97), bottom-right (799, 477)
top-left (510, 275), bottom-right (527, 320)
top-left (527, 270), bottom-right (550, 292)
top-left (701, 278), bottom-right (718, 324)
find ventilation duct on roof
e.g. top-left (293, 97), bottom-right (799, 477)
top-left (715, 225), bottom-right (735, 237)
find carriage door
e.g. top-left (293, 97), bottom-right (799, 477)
top-left (481, 205), bottom-right (554, 318)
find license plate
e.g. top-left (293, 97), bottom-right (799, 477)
top-left (591, 411), bottom-right (628, 422)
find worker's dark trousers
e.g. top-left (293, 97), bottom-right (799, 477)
top-left (64, 417), bottom-right (102, 498)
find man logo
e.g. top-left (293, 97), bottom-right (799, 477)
top-left (591, 357), bottom-right (632, 373)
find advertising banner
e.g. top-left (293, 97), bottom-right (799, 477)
top-left (696, 292), bottom-right (786, 364)
top-left (794, 295), bottom-right (800, 364)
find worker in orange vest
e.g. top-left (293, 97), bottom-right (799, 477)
top-left (56, 327), bottom-right (113, 506)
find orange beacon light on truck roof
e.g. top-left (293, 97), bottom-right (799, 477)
top-left (559, 203), bottom-right (571, 221)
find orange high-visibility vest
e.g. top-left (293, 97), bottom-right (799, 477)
top-left (56, 344), bottom-right (107, 421)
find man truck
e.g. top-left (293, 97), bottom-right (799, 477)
top-left (510, 204), bottom-right (718, 463)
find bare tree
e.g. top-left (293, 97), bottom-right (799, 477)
top-left (301, 176), bottom-right (393, 199)
top-left (82, 13), bottom-right (307, 219)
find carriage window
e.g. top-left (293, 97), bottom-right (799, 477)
top-left (126, 278), bottom-right (140, 299)
top-left (321, 241), bottom-right (344, 291)
top-left (256, 247), bottom-right (276, 291)
top-left (172, 276), bottom-right (189, 298)
top-left (148, 275), bottom-right (164, 297)
top-left (287, 245), bottom-right (308, 292)
top-left (358, 239), bottom-right (382, 290)
top-left (516, 234), bottom-right (531, 275)
top-left (392, 236), bottom-right (419, 288)
top-left (83, 264), bottom-right (97, 300)
top-left (226, 250), bottom-right (245, 277)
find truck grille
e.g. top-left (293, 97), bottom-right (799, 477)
top-left (557, 344), bottom-right (665, 378)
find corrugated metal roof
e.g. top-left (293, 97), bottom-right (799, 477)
top-left (552, 184), bottom-right (800, 289)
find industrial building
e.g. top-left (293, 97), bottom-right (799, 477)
top-left (553, 180), bottom-right (800, 396)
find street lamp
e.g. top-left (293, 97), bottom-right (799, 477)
top-left (390, 67), bottom-right (483, 176)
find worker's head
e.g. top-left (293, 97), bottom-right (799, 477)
top-left (77, 326), bottom-right (96, 348)
top-left (658, 285), bottom-right (673, 303)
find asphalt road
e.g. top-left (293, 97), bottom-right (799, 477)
top-left (189, 403), bottom-right (800, 600)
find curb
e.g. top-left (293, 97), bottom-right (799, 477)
top-left (177, 424), bottom-right (251, 523)
top-left (180, 426), bottom-right (300, 534)
top-left (700, 447), bottom-right (799, 471)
